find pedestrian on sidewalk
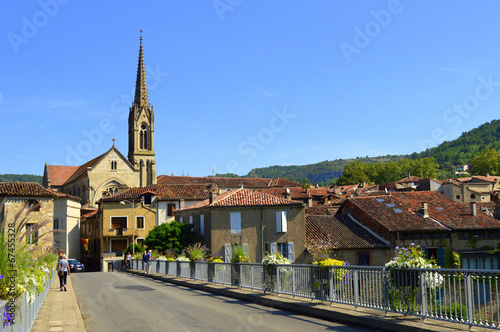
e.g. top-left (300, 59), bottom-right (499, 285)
top-left (125, 252), bottom-right (132, 270)
top-left (142, 250), bottom-right (148, 273)
top-left (146, 249), bottom-right (154, 273)
top-left (58, 254), bottom-right (70, 292)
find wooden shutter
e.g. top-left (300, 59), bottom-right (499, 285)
top-left (225, 244), bottom-right (231, 263)
top-left (288, 242), bottom-right (294, 263)
top-left (281, 211), bottom-right (287, 233)
top-left (271, 242), bottom-right (277, 255)
top-left (200, 215), bottom-right (205, 235)
top-left (437, 248), bottom-right (445, 266)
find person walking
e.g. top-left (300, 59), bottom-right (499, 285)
top-left (125, 252), bottom-right (132, 270)
top-left (146, 249), bottom-right (154, 273)
top-left (142, 250), bottom-right (148, 273)
top-left (58, 254), bottom-right (70, 292)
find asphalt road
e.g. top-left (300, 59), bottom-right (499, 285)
top-left (72, 272), bottom-right (378, 332)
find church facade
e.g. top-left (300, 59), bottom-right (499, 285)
top-left (43, 37), bottom-right (157, 206)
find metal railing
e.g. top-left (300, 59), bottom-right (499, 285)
top-left (130, 260), bottom-right (500, 329)
top-left (0, 271), bottom-right (55, 332)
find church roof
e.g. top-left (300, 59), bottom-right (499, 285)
top-left (134, 36), bottom-right (149, 109)
top-left (101, 184), bottom-right (211, 202)
top-left (156, 175), bottom-right (303, 188)
top-left (64, 153), bottom-right (105, 184)
top-left (46, 165), bottom-right (80, 186)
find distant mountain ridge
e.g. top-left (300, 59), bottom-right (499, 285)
top-left (0, 174), bottom-right (43, 184)
top-left (244, 119), bottom-right (500, 184)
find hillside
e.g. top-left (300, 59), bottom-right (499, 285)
top-left (0, 174), bottom-right (43, 184)
top-left (242, 119), bottom-right (500, 184)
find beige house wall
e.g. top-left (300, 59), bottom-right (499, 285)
top-left (53, 197), bottom-right (81, 260)
top-left (100, 200), bottom-right (157, 255)
top-left (177, 205), bottom-right (306, 264)
top-left (1, 197), bottom-right (54, 248)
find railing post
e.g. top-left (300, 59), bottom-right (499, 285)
top-left (383, 267), bottom-right (389, 311)
top-left (292, 266), bottom-right (296, 297)
top-left (465, 273), bottom-right (475, 324)
top-left (353, 269), bottom-right (359, 306)
top-left (277, 266), bottom-right (281, 295)
top-left (329, 267), bottom-right (334, 302)
top-left (419, 269), bottom-right (427, 317)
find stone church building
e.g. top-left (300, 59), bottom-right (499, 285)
top-left (42, 37), bottom-right (157, 206)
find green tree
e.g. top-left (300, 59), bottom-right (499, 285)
top-left (336, 161), bottom-right (370, 185)
top-left (144, 221), bottom-right (196, 254)
top-left (471, 147), bottom-right (500, 175)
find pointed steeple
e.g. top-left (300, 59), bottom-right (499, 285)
top-left (134, 36), bottom-right (149, 108)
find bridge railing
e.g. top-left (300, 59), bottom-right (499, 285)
top-left (131, 260), bottom-right (500, 329)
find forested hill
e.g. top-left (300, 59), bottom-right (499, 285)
top-left (242, 119), bottom-right (500, 184)
top-left (413, 119), bottom-right (500, 167)
top-left (0, 174), bottom-right (43, 184)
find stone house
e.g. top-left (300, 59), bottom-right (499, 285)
top-left (305, 214), bottom-right (390, 266)
top-left (442, 176), bottom-right (500, 204)
top-left (0, 183), bottom-right (56, 248)
top-left (174, 188), bottom-right (307, 263)
top-left (338, 191), bottom-right (500, 269)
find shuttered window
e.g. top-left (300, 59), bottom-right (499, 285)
top-left (276, 211), bottom-right (287, 233)
top-left (200, 215), bottom-right (205, 235)
top-left (230, 212), bottom-right (241, 233)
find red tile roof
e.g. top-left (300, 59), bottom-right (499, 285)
top-left (81, 209), bottom-right (98, 218)
top-left (46, 188), bottom-right (81, 201)
top-left (306, 215), bottom-right (389, 250)
top-left (157, 175), bottom-right (302, 188)
top-left (64, 154), bottom-right (104, 184)
top-left (396, 175), bottom-right (422, 184)
top-left (177, 188), bottom-right (304, 212)
top-left (305, 205), bottom-right (339, 215)
top-left (344, 191), bottom-right (500, 232)
top-left (46, 165), bottom-right (79, 186)
top-left (0, 182), bottom-right (57, 198)
top-left (101, 184), bottom-right (211, 202)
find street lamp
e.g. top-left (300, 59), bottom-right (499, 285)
top-left (120, 199), bottom-right (135, 256)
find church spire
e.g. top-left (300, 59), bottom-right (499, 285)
top-left (134, 36), bottom-right (149, 108)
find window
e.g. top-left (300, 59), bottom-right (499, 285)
top-left (142, 194), bottom-right (154, 206)
top-left (358, 252), bottom-right (370, 266)
top-left (53, 218), bottom-right (59, 230)
top-left (26, 200), bottom-right (40, 212)
top-left (277, 243), bottom-right (287, 258)
top-left (264, 242), bottom-right (269, 254)
top-left (140, 123), bottom-right (148, 149)
top-left (26, 223), bottom-right (38, 244)
top-left (470, 194), bottom-right (476, 199)
top-left (189, 215), bottom-right (193, 224)
top-left (136, 216), bottom-right (145, 229)
top-left (53, 241), bottom-right (59, 249)
top-left (459, 231), bottom-right (471, 239)
top-left (276, 211), bottom-right (287, 232)
top-left (111, 160), bottom-right (118, 170)
top-left (472, 231), bottom-right (485, 239)
top-left (111, 217), bottom-right (127, 234)
top-left (179, 216), bottom-right (184, 223)
top-left (200, 215), bottom-right (204, 235)
top-left (111, 239), bottom-right (128, 254)
top-left (230, 212), bottom-right (241, 233)
top-left (456, 195), bottom-right (461, 200)
top-left (167, 204), bottom-right (176, 217)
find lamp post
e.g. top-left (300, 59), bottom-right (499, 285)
top-left (120, 199), bottom-right (135, 256)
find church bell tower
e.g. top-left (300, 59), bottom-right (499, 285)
top-left (128, 36), bottom-right (157, 187)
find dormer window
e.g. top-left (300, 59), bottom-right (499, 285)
top-left (142, 192), bottom-right (155, 206)
top-left (140, 123), bottom-right (148, 149)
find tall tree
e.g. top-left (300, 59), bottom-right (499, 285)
top-left (144, 221), bottom-right (196, 254)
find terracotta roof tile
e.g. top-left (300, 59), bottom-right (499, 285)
top-left (0, 182), bottom-right (57, 198)
top-left (46, 165), bottom-right (79, 186)
top-left (396, 175), bottom-right (422, 184)
top-left (177, 188), bottom-right (304, 212)
top-left (157, 175), bottom-right (302, 188)
top-left (305, 215), bottom-right (389, 250)
top-left (46, 188), bottom-right (81, 201)
top-left (101, 184), bottom-right (211, 202)
top-left (64, 154), bottom-right (104, 184)
top-left (345, 191), bottom-right (500, 232)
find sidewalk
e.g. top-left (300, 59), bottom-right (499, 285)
top-left (127, 269), bottom-right (492, 332)
top-left (31, 275), bottom-right (86, 332)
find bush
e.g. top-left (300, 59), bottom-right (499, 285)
top-left (231, 245), bottom-right (251, 263)
top-left (185, 243), bottom-right (206, 262)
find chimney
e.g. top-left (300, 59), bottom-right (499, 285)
top-left (285, 188), bottom-right (291, 200)
top-left (209, 183), bottom-right (219, 204)
top-left (308, 197), bottom-right (313, 207)
top-left (180, 199), bottom-right (185, 209)
top-left (471, 201), bottom-right (477, 216)
top-left (420, 202), bottom-right (429, 218)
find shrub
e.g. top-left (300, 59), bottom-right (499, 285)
top-left (185, 243), bottom-right (206, 262)
top-left (230, 245), bottom-right (251, 263)
top-left (262, 252), bottom-right (290, 265)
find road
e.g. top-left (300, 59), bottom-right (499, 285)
top-left (72, 272), bottom-right (379, 332)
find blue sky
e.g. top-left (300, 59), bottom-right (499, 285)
top-left (2, 1), bottom-right (500, 177)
